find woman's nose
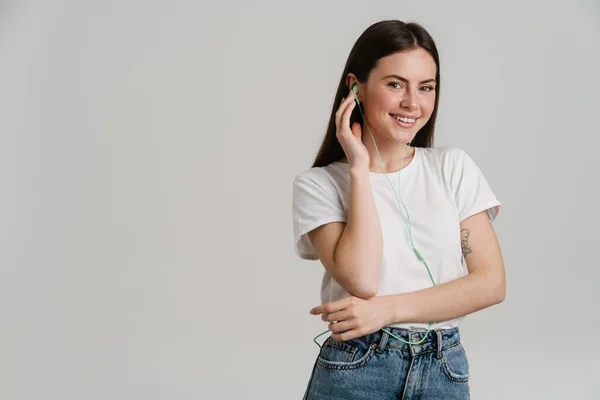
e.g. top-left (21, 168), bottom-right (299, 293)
top-left (400, 93), bottom-right (417, 110)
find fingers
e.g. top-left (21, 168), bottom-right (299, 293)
top-left (312, 296), bottom-right (353, 316)
top-left (328, 320), bottom-right (353, 334)
top-left (341, 97), bottom-right (356, 132)
top-left (351, 121), bottom-right (362, 140)
top-left (331, 329), bottom-right (357, 342)
top-left (321, 309), bottom-right (347, 323)
top-left (312, 297), bottom-right (345, 315)
top-left (335, 90), bottom-right (356, 132)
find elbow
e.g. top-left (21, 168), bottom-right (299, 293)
top-left (338, 273), bottom-right (379, 299)
top-left (490, 276), bottom-right (506, 305)
top-left (333, 257), bottom-right (380, 299)
top-left (495, 285), bottom-right (506, 304)
top-left (476, 264), bottom-right (505, 305)
top-left (351, 285), bottom-right (378, 299)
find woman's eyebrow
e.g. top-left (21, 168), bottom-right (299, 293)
top-left (381, 74), bottom-right (436, 84)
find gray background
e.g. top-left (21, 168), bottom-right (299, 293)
top-left (3, 0), bottom-right (599, 398)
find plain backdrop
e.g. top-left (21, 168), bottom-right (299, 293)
top-left (3, 0), bottom-right (600, 399)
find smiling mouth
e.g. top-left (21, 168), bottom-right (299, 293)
top-left (390, 114), bottom-right (419, 123)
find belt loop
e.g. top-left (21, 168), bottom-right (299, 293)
top-left (376, 329), bottom-right (389, 354)
top-left (436, 330), bottom-right (443, 359)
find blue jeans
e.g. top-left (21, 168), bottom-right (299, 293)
top-left (302, 327), bottom-right (470, 399)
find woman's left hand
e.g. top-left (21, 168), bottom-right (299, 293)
top-left (310, 295), bottom-right (393, 342)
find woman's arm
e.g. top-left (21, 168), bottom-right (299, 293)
top-left (383, 210), bottom-right (505, 324)
top-left (308, 165), bottom-right (383, 298)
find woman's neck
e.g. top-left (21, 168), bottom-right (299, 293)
top-left (338, 145), bottom-right (415, 173)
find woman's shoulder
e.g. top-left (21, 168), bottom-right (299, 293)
top-left (293, 161), bottom-right (347, 187)
top-left (419, 146), bottom-right (465, 158)
top-left (419, 146), bottom-right (469, 168)
top-left (292, 162), bottom-right (348, 205)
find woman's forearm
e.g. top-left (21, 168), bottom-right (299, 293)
top-left (381, 269), bottom-right (505, 325)
top-left (334, 165), bottom-right (383, 298)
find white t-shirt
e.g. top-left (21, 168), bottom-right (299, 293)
top-left (291, 146), bottom-right (501, 330)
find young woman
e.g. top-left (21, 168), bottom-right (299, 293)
top-left (292, 20), bottom-right (505, 399)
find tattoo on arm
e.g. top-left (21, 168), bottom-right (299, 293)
top-left (461, 229), bottom-right (472, 259)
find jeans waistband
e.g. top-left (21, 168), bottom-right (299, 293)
top-left (357, 327), bottom-right (461, 358)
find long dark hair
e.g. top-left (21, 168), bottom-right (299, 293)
top-left (312, 20), bottom-right (441, 168)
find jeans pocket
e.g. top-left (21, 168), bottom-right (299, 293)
top-left (317, 337), bottom-right (376, 371)
top-left (441, 343), bottom-right (470, 382)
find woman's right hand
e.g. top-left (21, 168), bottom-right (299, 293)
top-left (335, 90), bottom-right (370, 168)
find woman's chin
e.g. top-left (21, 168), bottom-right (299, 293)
top-left (389, 129), bottom-right (417, 143)
top-left (390, 124), bottom-right (423, 143)
top-left (365, 123), bottom-right (418, 144)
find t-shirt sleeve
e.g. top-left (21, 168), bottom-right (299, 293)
top-left (292, 174), bottom-right (347, 260)
top-left (452, 149), bottom-right (501, 223)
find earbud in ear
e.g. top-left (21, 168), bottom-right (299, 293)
top-left (352, 84), bottom-right (360, 105)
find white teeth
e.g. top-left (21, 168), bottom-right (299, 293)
top-left (392, 115), bottom-right (416, 123)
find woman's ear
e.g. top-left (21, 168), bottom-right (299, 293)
top-left (345, 73), bottom-right (357, 90)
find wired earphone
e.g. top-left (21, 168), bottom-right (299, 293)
top-left (313, 83), bottom-right (437, 348)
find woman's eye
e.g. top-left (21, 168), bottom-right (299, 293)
top-left (420, 86), bottom-right (434, 92)
top-left (389, 82), bottom-right (403, 89)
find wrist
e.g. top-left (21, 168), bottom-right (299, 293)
top-left (349, 163), bottom-right (370, 177)
top-left (379, 295), bottom-right (400, 327)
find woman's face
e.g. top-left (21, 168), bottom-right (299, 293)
top-left (356, 48), bottom-right (437, 143)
